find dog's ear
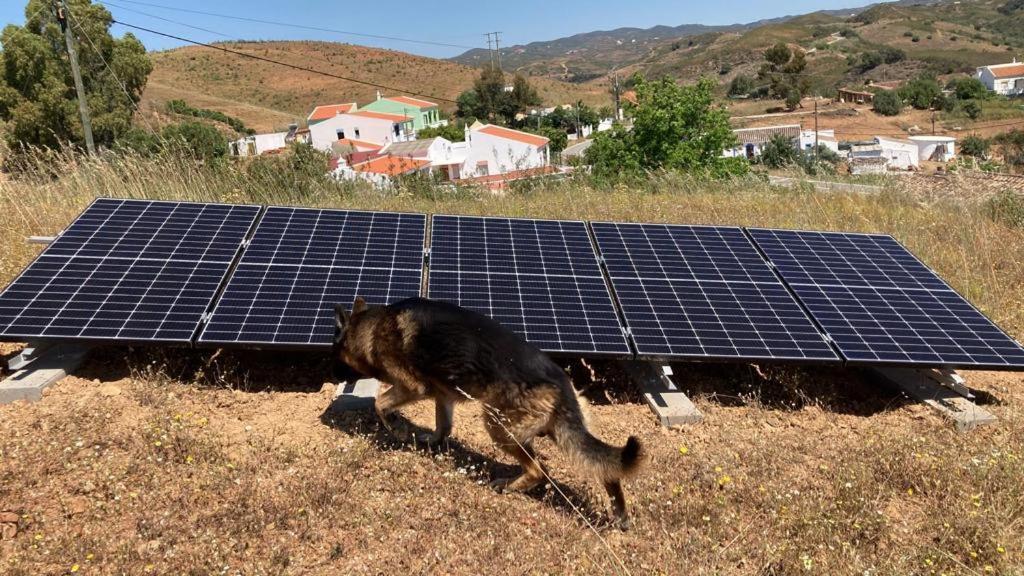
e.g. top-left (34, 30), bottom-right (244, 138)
top-left (352, 296), bottom-right (368, 314)
top-left (333, 304), bottom-right (350, 342)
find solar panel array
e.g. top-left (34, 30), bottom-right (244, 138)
top-left (198, 207), bottom-right (425, 349)
top-left (0, 198), bottom-right (259, 344)
top-left (428, 215), bottom-right (630, 355)
top-left (592, 223), bottom-right (839, 362)
top-left (748, 229), bottom-right (1024, 369)
top-left (2, 198), bottom-right (1022, 371)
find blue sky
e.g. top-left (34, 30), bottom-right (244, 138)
top-left (4, 0), bottom-right (878, 58)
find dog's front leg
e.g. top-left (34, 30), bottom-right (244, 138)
top-left (417, 397), bottom-right (454, 446)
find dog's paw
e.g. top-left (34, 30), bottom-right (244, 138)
top-left (489, 477), bottom-right (513, 493)
top-left (615, 517), bottom-right (632, 531)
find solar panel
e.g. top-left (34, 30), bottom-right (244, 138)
top-left (591, 222), bottom-right (839, 362)
top-left (198, 207), bottom-right (426, 349)
top-left (0, 198), bottom-right (260, 344)
top-left (428, 215), bottom-right (630, 356)
top-left (748, 228), bottom-right (1024, 369)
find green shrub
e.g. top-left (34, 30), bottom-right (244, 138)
top-left (873, 90), bottom-right (903, 116)
top-left (962, 100), bottom-right (982, 120)
top-left (985, 191), bottom-right (1024, 228)
top-left (960, 135), bottom-right (990, 158)
top-left (758, 134), bottom-right (799, 169)
top-left (166, 100), bottom-right (254, 135)
top-left (161, 122), bottom-right (228, 162)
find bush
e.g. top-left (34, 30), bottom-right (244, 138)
top-left (161, 122), bottom-right (228, 162)
top-left (166, 100), bottom-right (254, 135)
top-left (962, 100), bottom-right (983, 120)
top-left (115, 128), bottom-right (162, 157)
top-left (417, 123), bottom-right (465, 142)
top-left (758, 134), bottom-right (800, 169)
top-left (785, 89), bottom-right (802, 111)
top-left (960, 135), bottom-right (990, 158)
top-left (728, 74), bottom-right (757, 97)
top-left (950, 77), bottom-right (989, 101)
top-left (996, 129), bottom-right (1024, 166)
top-left (873, 90), bottom-right (903, 116)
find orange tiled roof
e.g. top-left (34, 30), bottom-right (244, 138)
top-left (989, 63), bottom-right (1024, 79)
top-left (476, 125), bottom-right (549, 147)
top-left (352, 155), bottom-right (430, 177)
top-left (385, 96), bottom-right (438, 108)
top-left (307, 103), bottom-right (357, 122)
top-left (349, 110), bottom-right (413, 123)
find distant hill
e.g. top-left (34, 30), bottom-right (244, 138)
top-left (451, 0), bottom-right (1023, 90)
top-left (141, 41), bottom-right (607, 133)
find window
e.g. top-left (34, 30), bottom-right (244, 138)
top-left (336, 129), bottom-right (345, 140)
top-left (354, 128), bottom-right (361, 139)
top-left (394, 124), bottom-right (401, 137)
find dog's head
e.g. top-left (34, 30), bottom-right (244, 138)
top-left (331, 296), bottom-right (369, 384)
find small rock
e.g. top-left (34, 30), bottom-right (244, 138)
top-left (0, 512), bottom-right (18, 524)
top-left (1, 523), bottom-right (16, 541)
top-left (320, 382), bottom-right (337, 396)
top-left (67, 498), bottom-right (89, 516)
top-left (99, 384), bottom-right (122, 397)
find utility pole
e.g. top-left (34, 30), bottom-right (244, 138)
top-left (813, 97), bottom-right (819, 162)
top-left (493, 31), bottom-right (503, 72)
top-left (485, 33), bottom-right (494, 69)
top-left (57, 0), bottom-right (95, 155)
top-left (931, 109), bottom-right (936, 135)
top-left (612, 72), bottom-right (621, 120)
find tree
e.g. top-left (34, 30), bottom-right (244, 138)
top-left (0, 0), bottom-right (152, 150)
top-left (873, 90), bottom-right (903, 116)
top-left (760, 42), bottom-right (809, 107)
top-left (417, 122), bottom-right (465, 142)
top-left (950, 77), bottom-right (989, 101)
top-left (996, 130), bottom-right (1024, 167)
top-left (899, 76), bottom-right (941, 110)
top-left (585, 76), bottom-right (745, 178)
top-left (161, 121), bottom-right (227, 162)
top-left (526, 125), bottom-right (567, 154)
top-left (960, 135), bottom-right (990, 158)
top-left (456, 67), bottom-right (541, 125)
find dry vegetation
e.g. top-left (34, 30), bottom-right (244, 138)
top-left (1, 151), bottom-right (1024, 574)
top-left (142, 42), bottom-right (608, 133)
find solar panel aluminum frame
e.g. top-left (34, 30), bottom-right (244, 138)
top-left (426, 214), bottom-right (632, 359)
top-left (195, 207), bottom-right (428, 351)
top-left (0, 198), bottom-right (264, 347)
top-left (746, 227), bottom-right (1024, 371)
top-left (590, 221), bottom-right (842, 366)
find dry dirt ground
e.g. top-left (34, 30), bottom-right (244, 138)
top-left (1, 341), bottom-right (1022, 575)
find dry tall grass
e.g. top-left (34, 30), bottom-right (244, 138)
top-left (1, 150), bottom-right (1023, 575)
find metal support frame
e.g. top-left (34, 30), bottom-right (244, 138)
top-left (1, 344), bottom-right (89, 404)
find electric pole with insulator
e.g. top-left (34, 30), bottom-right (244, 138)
top-left (56, 0), bottom-right (95, 155)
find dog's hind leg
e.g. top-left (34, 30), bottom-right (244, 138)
top-left (484, 412), bottom-right (546, 494)
top-left (604, 480), bottom-right (630, 530)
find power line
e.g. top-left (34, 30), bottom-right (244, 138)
top-left (110, 19), bottom-right (459, 104)
top-left (103, 0), bottom-right (478, 50)
top-left (99, 0), bottom-right (230, 39)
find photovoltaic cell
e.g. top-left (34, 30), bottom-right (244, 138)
top-left (428, 215), bottom-right (629, 355)
top-left (0, 198), bottom-right (260, 344)
top-left (748, 228), bottom-right (1024, 369)
top-left (198, 207), bottom-right (426, 349)
top-left (591, 222), bottom-right (838, 362)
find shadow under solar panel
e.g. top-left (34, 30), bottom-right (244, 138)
top-left (198, 207), bottom-right (426, 350)
top-left (748, 228), bottom-right (1024, 370)
top-left (427, 215), bottom-right (630, 356)
top-left (591, 222), bottom-right (839, 363)
top-left (0, 198), bottom-right (261, 345)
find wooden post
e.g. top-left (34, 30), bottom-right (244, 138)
top-left (58, 0), bottom-right (96, 155)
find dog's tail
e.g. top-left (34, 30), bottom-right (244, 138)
top-left (550, 406), bottom-right (642, 483)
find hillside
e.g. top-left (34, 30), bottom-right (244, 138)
top-left (450, 0), bottom-right (1024, 92)
top-left (141, 41), bottom-right (608, 133)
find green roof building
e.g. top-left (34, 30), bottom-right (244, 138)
top-left (361, 94), bottom-right (446, 133)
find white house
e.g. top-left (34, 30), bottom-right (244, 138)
top-left (308, 110), bottom-right (415, 152)
top-left (851, 137), bottom-right (920, 170)
top-left (381, 137), bottom-right (467, 181)
top-left (229, 131), bottom-right (288, 156)
top-left (799, 129), bottom-right (840, 154)
top-left (724, 125), bottom-right (801, 159)
top-left (462, 123), bottom-right (550, 177)
top-left (976, 61), bottom-right (1024, 96)
top-left (909, 135), bottom-right (956, 162)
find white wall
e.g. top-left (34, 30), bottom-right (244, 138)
top-left (230, 131), bottom-right (288, 156)
top-left (799, 130), bottom-right (839, 154)
top-left (462, 129), bottom-right (549, 177)
top-left (977, 67), bottom-right (1024, 96)
top-left (309, 114), bottom-right (413, 151)
top-left (910, 138), bottom-right (956, 162)
top-left (876, 137), bottom-right (920, 169)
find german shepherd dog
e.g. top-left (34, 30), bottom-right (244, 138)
top-left (332, 296), bottom-right (643, 528)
